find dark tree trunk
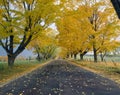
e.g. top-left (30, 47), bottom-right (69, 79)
top-left (100, 52), bottom-right (106, 62)
top-left (36, 53), bottom-right (41, 61)
top-left (8, 55), bottom-right (16, 67)
top-left (74, 54), bottom-right (77, 59)
top-left (101, 56), bottom-right (104, 62)
top-left (70, 54), bottom-right (73, 58)
top-left (93, 47), bottom-right (97, 62)
top-left (8, 35), bottom-right (15, 67)
top-left (79, 51), bottom-right (88, 61)
top-left (89, 12), bottom-right (99, 63)
top-left (66, 54), bottom-right (69, 58)
top-left (5, 35), bottom-right (31, 67)
top-left (80, 54), bottom-right (84, 60)
top-left (93, 44), bottom-right (98, 62)
top-left (100, 53), bottom-right (103, 62)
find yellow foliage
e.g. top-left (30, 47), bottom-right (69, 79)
top-left (28, 28), bottom-right (57, 50)
top-left (56, 0), bottom-right (120, 58)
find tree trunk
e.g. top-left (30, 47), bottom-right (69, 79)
top-left (8, 55), bottom-right (16, 67)
top-left (100, 52), bottom-right (106, 62)
top-left (70, 54), bottom-right (73, 58)
top-left (93, 47), bottom-right (97, 62)
top-left (74, 54), bottom-right (77, 59)
top-left (36, 53), bottom-right (41, 61)
top-left (66, 54), bottom-right (69, 58)
top-left (80, 54), bottom-right (84, 61)
top-left (100, 53), bottom-right (103, 62)
top-left (101, 56), bottom-right (104, 62)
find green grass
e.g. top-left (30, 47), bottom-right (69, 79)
top-left (71, 60), bottom-right (120, 84)
top-left (0, 60), bottom-right (46, 85)
top-left (82, 55), bottom-right (120, 62)
top-left (74, 60), bottom-right (120, 73)
top-left (0, 63), bottom-right (5, 71)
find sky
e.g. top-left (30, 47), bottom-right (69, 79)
top-left (0, 46), bottom-right (36, 58)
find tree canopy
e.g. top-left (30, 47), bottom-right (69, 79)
top-left (0, 0), bottom-right (120, 66)
top-left (56, 0), bottom-right (120, 61)
top-left (0, 0), bottom-right (61, 66)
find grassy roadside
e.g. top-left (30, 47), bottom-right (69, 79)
top-left (0, 60), bottom-right (50, 87)
top-left (70, 60), bottom-right (120, 85)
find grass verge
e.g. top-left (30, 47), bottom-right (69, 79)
top-left (70, 60), bottom-right (120, 85)
top-left (0, 60), bottom-right (49, 87)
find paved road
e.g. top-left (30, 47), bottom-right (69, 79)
top-left (0, 60), bottom-right (120, 95)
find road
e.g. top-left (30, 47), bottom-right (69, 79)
top-left (0, 60), bottom-right (120, 95)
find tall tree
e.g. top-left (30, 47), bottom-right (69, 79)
top-left (87, 0), bottom-right (120, 62)
top-left (0, 0), bottom-right (60, 66)
top-left (98, 21), bottom-right (120, 61)
top-left (56, 0), bottom-right (120, 62)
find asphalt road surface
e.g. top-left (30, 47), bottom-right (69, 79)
top-left (0, 60), bottom-right (120, 95)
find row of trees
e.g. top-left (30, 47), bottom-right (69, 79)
top-left (56, 0), bottom-right (120, 62)
top-left (0, 0), bottom-right (120, 67)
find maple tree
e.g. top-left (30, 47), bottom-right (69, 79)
top-left (0, 0), bottom-right (60, 66)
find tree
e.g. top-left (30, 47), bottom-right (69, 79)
top-left (98, 22), bottom-right (120, 61)
top-left (87, 0), bottom-right (120, 62)
top-left (0, 0), bottom-right (60, 66)
top-left (28, 28), bottom-right (57, 61)
top-left (56, 0), bottom-right (120, 62)
top-left (56, 8), bottom-right (92, 60)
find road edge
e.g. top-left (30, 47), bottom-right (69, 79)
top-left (0, 60), bottom-right (52, 88)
